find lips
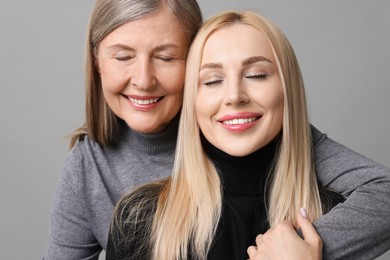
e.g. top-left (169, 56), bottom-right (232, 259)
top-left (123, 95), bottom-right (164, 110)
top-left (129, 97), bottom-right (159, 105)
top-left (222, 117), bottom-right (258, 125)
top-left (217, 112), bottom-right (261, 131)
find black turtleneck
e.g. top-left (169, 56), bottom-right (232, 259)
top-left (201, 134), bottom-right (279, 260)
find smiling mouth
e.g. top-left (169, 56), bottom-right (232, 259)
top-left (129, 97), bottom-right (159, 105)
top-left (124, 95), bottom-right (164, 105)
top-left (221, 116), bottom-right (261, 125)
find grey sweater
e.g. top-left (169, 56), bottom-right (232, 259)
top-left (45, 121), bottom-right (390, 260)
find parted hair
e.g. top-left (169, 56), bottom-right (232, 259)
top-left (111, 11), bottom-right (323, 260)
top-left (69, 0), bottom-right (202, 148)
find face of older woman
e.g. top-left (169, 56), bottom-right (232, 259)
top-left (196, 24), bottom-right (284, 157)
top-left (97, 7), bottom-right (188, 133)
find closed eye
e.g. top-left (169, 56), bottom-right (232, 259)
top-left (156, 56), bottom-right (174, 62)
top-left (204, 79), bottom-right (223, 86)
top-left (115, 56), bottom-right (134, 61)
top-left (245, 73), bottom-right (267, 79)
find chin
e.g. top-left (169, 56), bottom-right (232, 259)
top-left (225, 147), bottom-right (253, 157)
top-left (124, 122), bottom-right (158, 134)
top-left (123, 115), bottom-right (167, 134)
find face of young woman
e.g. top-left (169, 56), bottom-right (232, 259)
top-left (97, 8), bottom-right (188, 133)
top-left (196, 24), bottom-right (284, 157)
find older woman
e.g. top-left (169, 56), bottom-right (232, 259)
top-left (107, 10), bottom-right (390, 260)
top-left (45, 0), bottom-right (202, 259)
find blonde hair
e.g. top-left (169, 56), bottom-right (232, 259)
top-left (69, 0), bottom-right (202, 148)
top-left (112, 11), bottom-right (323, 260)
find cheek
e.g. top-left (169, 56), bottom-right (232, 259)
top-left (273, 92), bottom-right (284, 114)
top-left (258, 83), bottom-right (284, 130)
top-left (159, 64), bottom-right (186, 94)
top-left (170, 79), bottom-right (184, 95)
top-left (195, 90), bottom-right (218, 130)
top-left (99, 63), bottom-right (128, 93)
top-left (265, 82), bottom-right (284, 111)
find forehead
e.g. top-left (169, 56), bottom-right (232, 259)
top-left (201, 23), bottom-right (275, 63)
top-left (100, 8), bottom-right (187, 48)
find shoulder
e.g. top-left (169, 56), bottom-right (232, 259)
top-left (310, 124), bottom-right (360, 161)
top-left (310, 124), bottom-right (328, 146)
top-left (61, 135), bottom-right (107, 192)
top-left (64, 135), bottom-right (102, 172)
top-left (310, 124), bottom-right (390, 192)
top-left (310, 124), bottom-right (381, 165)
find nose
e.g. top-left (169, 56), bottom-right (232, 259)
top-left (224, 79), bottom-right (249, 106)
top-left (130, 57), bottom-right (156, 91)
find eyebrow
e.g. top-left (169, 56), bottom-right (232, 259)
top-left (242, 56), bottom-right (273, 66)
top-left (199, 62), bottom-right (222, 71)
top-left (106, 43), bottom-right (181, 52)
top-left (200, 56), bottom-right (273, 71)
top-left (107, 44), bottom-right (134, 51)
top-left (154, 44), bottom-right (182, 52)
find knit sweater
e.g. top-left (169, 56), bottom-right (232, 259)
top-left (45, 117), bottom-right (178, 260)
top-left (46, 122), bottom-right (390, 260)
top-left (105, 135), bottom-right (344, 260)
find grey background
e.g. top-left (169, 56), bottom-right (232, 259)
top-left (0, 1), bottom-right (388, 259)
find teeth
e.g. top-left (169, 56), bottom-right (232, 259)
top-left (223, 117), bottom-right (257, 125)
top-left (129, 97), bottom-right (159, 105)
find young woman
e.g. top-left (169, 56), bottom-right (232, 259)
top-left (107, 11), bottom-right (390, 260)
top-left (45, 0), bottom-right (202, 259)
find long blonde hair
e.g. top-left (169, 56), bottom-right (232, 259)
top-left (113, 11), bottom-right (323, 260)
top-left (69, 0), bottom-right (202, 148)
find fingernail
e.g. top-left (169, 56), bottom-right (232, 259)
top-left (300, 207), bottom-right (307, 218)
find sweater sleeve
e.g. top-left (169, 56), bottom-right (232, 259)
top-left (45, 145), bottom-right (101, 260)
top-left (312, 126), bottom-right (390, 260)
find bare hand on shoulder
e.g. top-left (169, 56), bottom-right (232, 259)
top-left (247, 208), bottom-right (322, 260)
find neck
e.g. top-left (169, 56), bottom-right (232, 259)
top-left (201, 133), bottom-right (279, 195)
top-left (121, 114), bottom-right (180, 155)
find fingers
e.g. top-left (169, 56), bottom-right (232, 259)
top-left (247, 211), bottom-right (322, 260)
top-left (247, 245), bottom-right (257, 259)
top-left (297, 208), bottom-right (322, 248)
top-left (247, 234), bottom-right (264, 259)
top-left (255, 234), bottom-right (263, 245)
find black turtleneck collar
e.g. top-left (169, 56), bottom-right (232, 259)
top-left (201, 133), bottom-right (279, 195)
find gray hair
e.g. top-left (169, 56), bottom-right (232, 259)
top-left (90, 0), bottom-right (202, 55)
top-left (70, 0), bottom-right (202, 147)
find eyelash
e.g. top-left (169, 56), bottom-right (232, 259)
top-left (204, 79), bottom-right (223, 86)
top-left (245, 73), bottom-right (267, 79)
top-left (203, 73), bottom-right (267, 86)
top-left (115, 56), bottom-right (133, 61)
top-left (156, 57), bottom-right (173, 62)
top-left (114, 56), bottom-right (174, 62)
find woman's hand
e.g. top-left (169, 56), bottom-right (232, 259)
top-left (247, 208), bottom-right (322, 260)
